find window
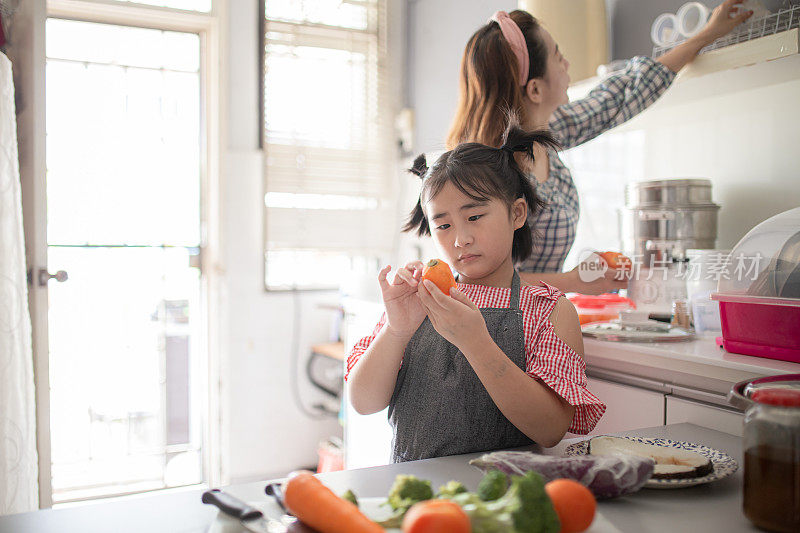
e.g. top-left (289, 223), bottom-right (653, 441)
top-left (262, 0), bottom-right (396, 290)
top-left (109, 0), bottom-right (212, 12)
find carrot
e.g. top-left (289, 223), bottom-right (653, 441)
top-left (421, 259), bottom-right (457, 296)
top-left (283, 472), bottom-right (383, 533)
top-left (402, 499), bottom-right (471, 533)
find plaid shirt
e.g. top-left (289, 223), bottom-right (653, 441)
top-left (345, 281), bottom-right (606, 435)
top-left (517, 56), bottom-right (677, 273)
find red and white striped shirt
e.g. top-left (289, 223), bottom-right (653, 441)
top-left (345, 281), bottom-right (606, 435)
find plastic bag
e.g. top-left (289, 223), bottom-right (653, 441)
top-left (470, 451), bottom-right (654, 499)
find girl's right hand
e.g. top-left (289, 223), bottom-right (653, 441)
top-left (377, 262), bottom-right (427, 339)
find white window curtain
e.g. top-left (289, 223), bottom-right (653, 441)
top-left (0, 50), bottom-right (38, 515)
top-left (262, 0), bottom-right (395, 289)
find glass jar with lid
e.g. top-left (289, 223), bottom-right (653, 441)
top-left (730, 375), bottom-right (800, 532)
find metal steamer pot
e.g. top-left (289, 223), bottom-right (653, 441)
top-left (619, 179), bottom-right (720, 264)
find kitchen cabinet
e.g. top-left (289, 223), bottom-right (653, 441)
top-left (577, 377), bottom-right (665, 436)
top-left (666, 396), bottom-right (743, 437)
top-left (341, 298), bottom-right (393, 469)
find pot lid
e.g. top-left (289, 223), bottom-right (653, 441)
top-left (581, 321), bottom-right (695, 342)
top-left (728, 374), bottom-right (800, 410)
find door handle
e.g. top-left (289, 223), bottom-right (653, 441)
top-left (38, 269), bottom-right (68, 287)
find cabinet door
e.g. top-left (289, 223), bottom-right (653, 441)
top-left (342, 302), bottom-right (394, 469)
top-left (666, 396), bottom-right (744, 437)
top-left (569, 378), bottom-right (665, 437)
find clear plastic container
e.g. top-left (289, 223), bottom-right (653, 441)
top-left (685, 248), bottom-right (731, 300)
top-left (651, 12), bottom-right (681, 47)
top-left (676, 2), bottom-right (710, 38)
top-left (690, 290), bottom-right (721, 335)
top-left (712, 207), bottom-right (800, 362)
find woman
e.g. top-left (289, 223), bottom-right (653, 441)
top-left (446, 0), bottom-right (752, 294)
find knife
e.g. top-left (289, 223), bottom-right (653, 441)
top-left (202, 489), bottom-right (287, 533)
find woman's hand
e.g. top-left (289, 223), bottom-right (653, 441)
top-left (656, 0), bottom-right (752, 72)
top-left (567, 262), bottom-right (629, 295)
top-left (378, 262), bottom-right (427, 339)
top-left (697, 0), bottom-right (753, 46)
top-left (417, 279), bottom-right (491, 353)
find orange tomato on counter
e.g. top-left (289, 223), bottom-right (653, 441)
top-left (421, 259), bottom-right (457, 296)
top-left (402, 499), bottom-right (471, 533)
top-left (544, 479), bottom-right (596, 533)
top-left (598, 251), bottom-right (632, 271)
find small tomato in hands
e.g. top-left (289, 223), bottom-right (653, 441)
top-left (598, 251), bottom-right (632, 271)
top-left (421, 259), bottom-right (457, 296)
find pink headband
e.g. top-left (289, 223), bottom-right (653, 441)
top-left (490, 11), bottom-right (530, 86)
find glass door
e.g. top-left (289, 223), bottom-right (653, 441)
top-left (45, 18), bottom-right (205, 503)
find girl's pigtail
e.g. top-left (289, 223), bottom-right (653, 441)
top-left (402, 154), bottom-right (432, 236)
top-left (500, 122), bottom-right (560, 163)
top-left (409, 153), bottom-right (428, 178)
top-left (498, 119), bottom-right (558, 263)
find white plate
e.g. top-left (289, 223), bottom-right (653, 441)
top-left (564, 436), bottom-right (739, 489)
top-left (209, 496), bottom-right (623, 532)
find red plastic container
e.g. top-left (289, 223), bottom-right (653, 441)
top-left (568, 293), bottom-right (635, 325)
top-left (712, 294), bottom-right (800, 363)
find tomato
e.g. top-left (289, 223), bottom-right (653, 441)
top-left (421, 258), bottom-right (457, 296)
top-left (401, 499), bottom-right (471, 533)
top-left (544, 479), bottom-right (596, 533)
top-left (597, 251), bottom-right (632, 271)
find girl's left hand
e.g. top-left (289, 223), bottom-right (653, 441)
top-left (417, 279), bottom-right (490, 353)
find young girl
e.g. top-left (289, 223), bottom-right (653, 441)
top-left (345, 122), bottom-right (605, 463)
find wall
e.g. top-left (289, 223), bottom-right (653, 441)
top-left (222, 0), bottom-right (341, 483)
top-left (222, 0), bottom-right (407, 483)
top-left (564, 53), bottom-right (800, 261)
top-left (407, 0), bottom-right (517, 154)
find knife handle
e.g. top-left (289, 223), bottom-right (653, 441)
top-left (202, 489), bottom-right (263, 521)
top-left (265, 482), bottom-right (292, 515)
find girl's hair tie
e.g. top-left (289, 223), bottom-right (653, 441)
top-left (500, 141), bottom-right (534, 160)
top-left (409, 153), bottom-right (429, 179)
top-left (489, 11), bottom-right (529, 86)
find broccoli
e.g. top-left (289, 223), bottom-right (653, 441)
top-left (455, 471), bottom-right (560, 533)
top-left (386, 474), bottom-right (434, 511)
top-left (376, 474), bottom-right (435, 529)
top-left (436, 480), bottom-right (468, 499)
top-left (341, 489), bottom-right (358, 507)
top-left (477, 470), bottom-right (509, 501)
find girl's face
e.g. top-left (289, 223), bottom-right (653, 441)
top-left (424, 181), bottom-right (527, 288)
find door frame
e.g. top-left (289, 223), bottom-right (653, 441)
top-left (16, 0), bottom-right (225, 507)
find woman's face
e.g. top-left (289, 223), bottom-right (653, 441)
top-left (535, 28), bottom-right (570, 109)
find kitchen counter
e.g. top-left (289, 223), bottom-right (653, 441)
top-left (584, 335), bottom-right (800, 397)
top-left (0, 423), bottom-right (757, 533)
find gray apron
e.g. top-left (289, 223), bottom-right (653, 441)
top-left (388, 271), bottom-right (534, 462)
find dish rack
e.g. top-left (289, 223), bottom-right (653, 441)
top-left (653, 4), bottom-right (800, 57)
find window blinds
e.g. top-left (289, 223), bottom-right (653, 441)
top-left (262, 0), bottom-right (395, 258)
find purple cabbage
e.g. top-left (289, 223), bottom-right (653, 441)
top-left (469, 451), bottom-right (654, 499)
